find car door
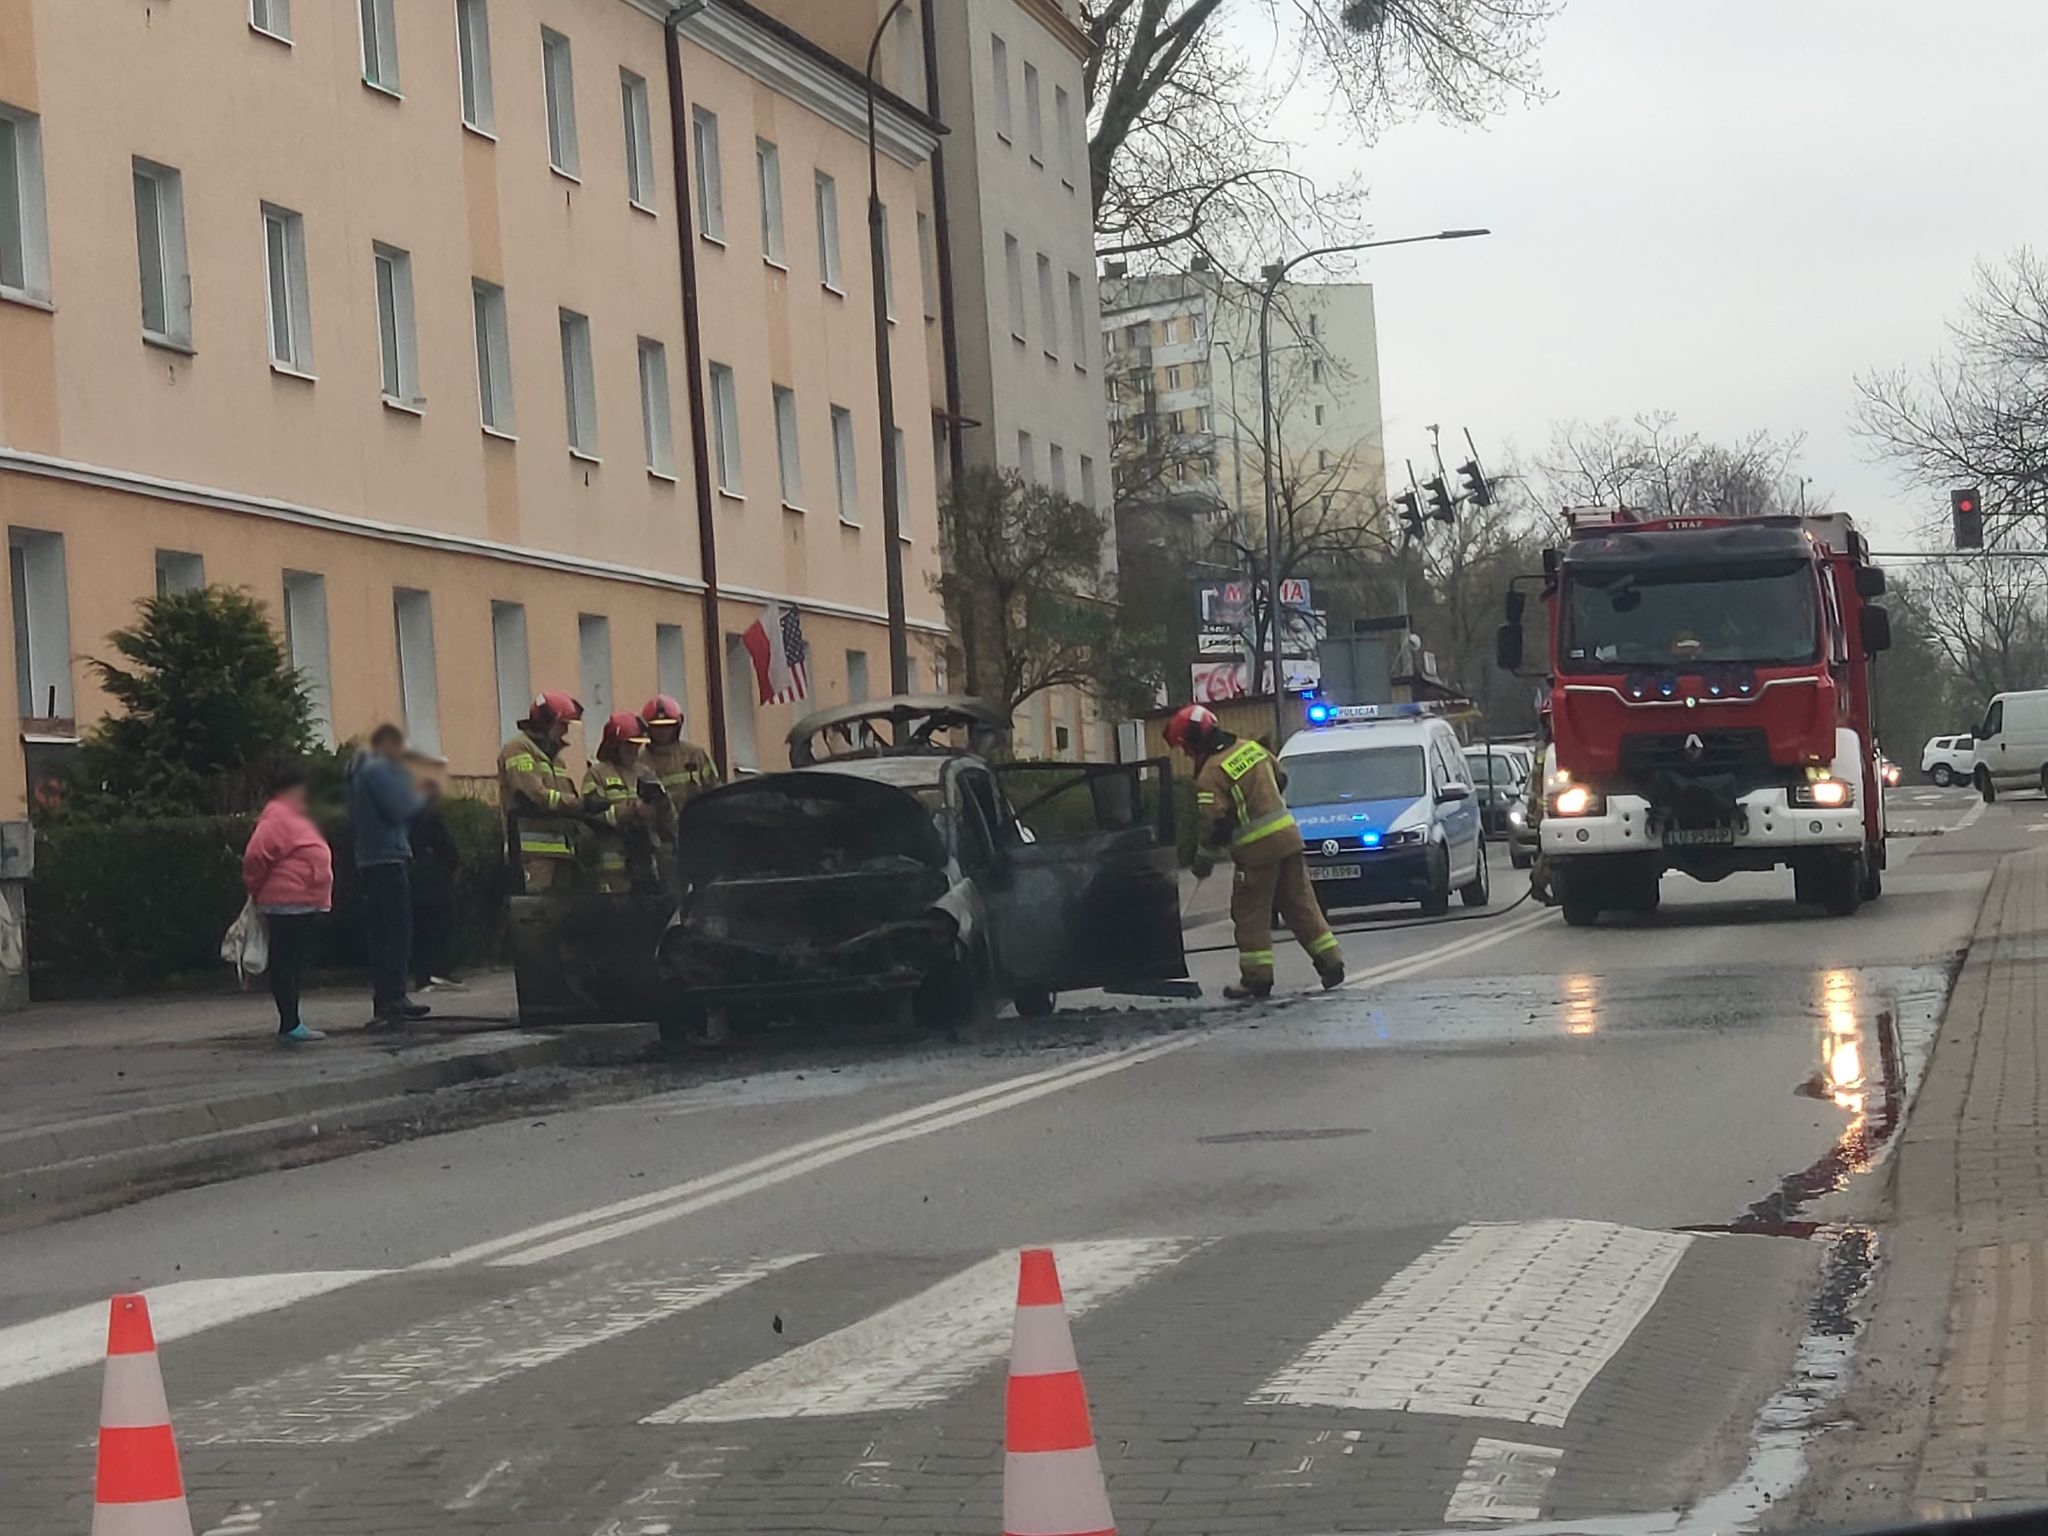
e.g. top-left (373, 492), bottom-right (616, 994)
top-left (1980, 699), bottom-right (2007, 782)
top-left (1431, 733), bottom-right (1481, 880)
top-left (985, 759), bottom-right (1186, 993)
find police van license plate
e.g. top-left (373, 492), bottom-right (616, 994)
top-left (1309, 864), bottom-right (1362, 882)
top-left (1665, 826), bottom-right (1735, 847)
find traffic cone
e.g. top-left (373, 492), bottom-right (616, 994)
top-left (1003, 1248), bottom-right (1114, 1536)
top-left (90, 1294), bottom-right (194, 1536)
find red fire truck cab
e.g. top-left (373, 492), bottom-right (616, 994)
top-left (1497, 509), bottom-right (1893, 926)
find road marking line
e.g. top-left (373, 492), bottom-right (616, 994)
top-left (489, 1036), bottom-right (1205, 1267)
top-left (1444, 1438), bottom-right (1563, 1524)
top-left (592, 1441), bottom-right (745, 1536)
top-left (1339, 907), bottom-right (1554, 991)
top-left (1252, 1220), bottom-right (1692, 1427)
top-left (0, 1271), bottom-right (381, 1394)
top-left (645, 1237), bottom-right (1193, 1423)
top-left (183, 1255), bottom-right (806, 1444)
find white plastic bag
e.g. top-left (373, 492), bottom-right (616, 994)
top-left (221, 899), bottom-right (270, 986)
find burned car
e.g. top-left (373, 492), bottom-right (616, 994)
top-left (652, 696), bottom-right (1189, 1041)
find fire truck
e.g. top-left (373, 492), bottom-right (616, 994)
top-left (1496, 509), bottom-right (1893, 926)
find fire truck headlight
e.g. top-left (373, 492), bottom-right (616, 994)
top-left (1551, 784), bottom-right (1602, 817)
top-left (1795, 778), bottom-right (1854, 808)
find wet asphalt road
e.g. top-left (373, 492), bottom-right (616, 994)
top-left (0, 784), bottom-right (2018, 1535)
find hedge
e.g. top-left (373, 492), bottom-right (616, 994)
top-left (26, 796), bottom-right (512, 998)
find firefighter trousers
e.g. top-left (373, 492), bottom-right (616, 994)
top-left (1231, 854), bottom-right (1342, 987)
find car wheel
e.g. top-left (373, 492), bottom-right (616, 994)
top-left (1793, 859), bottom-right (1821, 907)
top-left (1419, 845), bottom-right (1452, 917)
top-left (1979, 766), bottom-right (1998, 803)
top-left (1556, 868), bottom-right (1601, 928)
top-left (1822, 852), bottom-right (1864, 917)
top-left (1460, 840), bottom-right (1491, 908)
top-left (1013, 987), bottom-right (1057, 1018)
top-left (1510, 849), bottom-right (1533, 871)
top-left (1930, 763), bottom-right (1954, 787)
top-left (1860, 849), bottom-right (1884, 902)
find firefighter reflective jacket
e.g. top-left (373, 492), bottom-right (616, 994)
top-left (582, 758), bottom-right (646, 881)
top-left (497, 730), bottom-right (579, 864)
top-left (641, 740), bottom-right (720, 820)
top-left (1192, 738), bottom-right (1303, 870)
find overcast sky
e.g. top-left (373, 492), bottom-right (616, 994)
top-left (1296, 0), bottom-right (2047, 548)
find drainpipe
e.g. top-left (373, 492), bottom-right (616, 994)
top-left (664, 0), bottom-right (729, 776)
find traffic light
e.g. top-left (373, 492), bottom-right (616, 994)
top-left (1424, 476), bottom-right (1455, 523)
top-left (1457, 459), bottom-right (1494, 508)
top-left (1952, 486), bottom-right (1984, 550)
top-left (1394, 489), bottom-right (1425, 542)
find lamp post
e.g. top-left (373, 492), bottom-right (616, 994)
top-left (865, 0), bottom-right (913, 695)
top-left (1257, 229), bottom-right (1490, 746)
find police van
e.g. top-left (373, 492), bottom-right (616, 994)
top-left (1278, 703), bottom-right (1489, 915)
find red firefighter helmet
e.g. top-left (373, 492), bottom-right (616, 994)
top-left (641, 695), bottom-right (684, 728)
top-left (600, 711), bottom-right (650, 755)
top-left (525, 691), bottom-right (584, 731)
top-left (1163, 703), bottom-right (1221, 756)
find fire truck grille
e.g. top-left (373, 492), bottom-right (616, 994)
top-left (1618, 729), bottom-right (1773, 782)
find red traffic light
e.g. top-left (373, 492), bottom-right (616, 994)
top-left (1958, 495), bottom-right (1977, 513)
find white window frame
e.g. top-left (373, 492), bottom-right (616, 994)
top-left (1023, 61), bottom-right (1043, 162)
top-left (990, 34), bottom-right (1012, 141)
top-left (261, 203), bottom-right (314, 376)
top-left (846, 649), bottom-right (870, 703)
top-left (541, 28), bottom-right (580, 179)
top-left (831, 404), bottom-right (859, 527)
top-left (814, 171), bottom-right (841, 291)
top-left (456, 0), bottom-right (495, 134)
top-left (491, 600), bottom-right (529, 744)
top-left (1017, 430), bottom-right (1034, 482)
top-left (472, 279), bottom-right (514, 434)
top-left (155, 550), bottom-right (205, 597)
top-left (724, 632), bottom-right (758, 771)
top-left (283, 570), bottom-right (332, 745)
top-left (689, 106), bottom-right (723, 241)
top-left (359, 0), bottom-right (400, 95)
top-left (250, 0), bottom-right (292, 43)
top-left (578, 612), bottom-right (613, 720)
top-left (878, 202), bottom-right (896, 321)
top-left (756, 138), bottom-right (785, 265)
top-left (709, 361), bottom-right (742, 495)
top-left (373, 242), bottom-right (421, 410)
top-left (1004, 234), bottom-right (1025, 342)
top-left (392, 587), bottom-right (442, 757)
top-left (132, 159), bottom-right (191, 349)
top-left (1048, 442), bottom-right (1065, 496)
top-left (773, 383), bottom-right (803, 508)
top-left (622, 69), bottom-right (656, 211)
top-left (1068, 272), bottom-right (1088, 371)
top-left (917, 210), bottom-right (937, 320)
top-left (9, 528), bottom-right (70, 721)
top-left (1079, 454), bottom-right (1096, 510)
top-left (638, 337), bottom-right (675, 478)
top-left (0, 106), bottom-right (52, 305)
top-left (655, 622), bottom-right (688, 709)
top-left (1055, 84), bottom-right (1076, 187)
top-left (1037, 252), bottom-right (1057, 360)
top-left (892, 426), bottom-right (911, 539)
top-left (559, 307), bottom-right (598, 459)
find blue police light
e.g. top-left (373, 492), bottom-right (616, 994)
top-left (1360, 831), bottom-right (1382, 847)
top-left (1307, 703), bottom-right (1333, 724)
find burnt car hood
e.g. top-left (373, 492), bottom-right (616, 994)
top-left (674, 770), bottom-right (946, 883)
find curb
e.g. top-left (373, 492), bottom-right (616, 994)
top-left (0, 1019), bottom-right (659, 1229)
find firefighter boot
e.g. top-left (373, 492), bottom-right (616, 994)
top-left (1316, 954), bottom-right (1347, 990)
top-left (1222, 978), bottom-right (1274, 1002)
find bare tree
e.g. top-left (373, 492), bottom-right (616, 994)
top-left (1895, 552), bottom-right (2048, 705)
top-left (1533, 414), bottom-right (1818, 522)
top-left (1856, 248), bottom-right (2048, 546)
top-left (1085, 0), bottom-right (1555, 272)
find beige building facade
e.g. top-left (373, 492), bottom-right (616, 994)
top-left (0, 0), bottom-right (949, 810)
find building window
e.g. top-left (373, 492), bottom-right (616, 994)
top-left (1067, 272), bottom-right (1087, 369)
top-left (878, 202), bottom-right (896, 320)
top-left (691, 106), bottom-right (723, 240)
top-left (1048, 443), bottom-right (1066, 495)
top-left (1004, 234), bottom-right (1025, 341)
top-left (814, 171), bottom-right (841, 290)
top-left (1079, 454), bottom-right (1096, 509)
top-left (892, 426), bottom-right (910, 534)
top-left (1308, 312), bottom-right (1320, 337)
top-left (155, 550), bottom-right (204, 597)
top-left (250, 0), bottom-right (291, 43)
top-left (1166, 365), bottom-right (1183, 390)
top-left (655, 622), bottom-right (688, 708)
top-left (1314, 403), bottom-right (1325, 426)
top-left (359, 0), bottom-right (400, 93)
top-left (917, 210), bottom-right (937, 319)
top-left (491, 600), bottom-right (528, 743)
top-left (932, 417), bottom-right (949, 501)
top-left (283, 570), bottom-right (332, 745)
top-left (11, 532), bottom-right (76, 720)
top-left (846, 649), bottom-right (869, 703)
top-left (622, 70), bottom-right (655, 210)
top-left (472, 279), bottom-right (514, 432)
top-left (773, 384), bottom-right (803, 506)
top-left (990, 34), bottom-right (1012, 140)
top-left (639, 338), bottom-right (674, 477)
top-left (831, 404), bottom-right (859, 526)
top-left (132, 160), bottom-right (191, 348)
top-left (578, 612), bottom-right (612, 720)
top-left (709, 360), bottom-right (741, 494)
top-left (0, 106), bottom-right (49, 304)
top-left (1318, 448), bottom-right (1331, 470)
top-left (1017, 429), bottom-right (1034, 481)
top-left (723, 633), bottom-right (758, 770)
top-left (1036, 253), bottom-right (1057, 359)
top-left (262, 203), bottom-right (313, 373)
top-left (756, 139), bottom-right (784, 264)
top-left (541, 28), bottom-right (579, 177)
top-left (373, 243), bottom-right (420, 408)
top-left (1311, 357), bottom-right (1324, 384)
top-left (559, 308), bottom-right (598, 457)
top-left (1023, 61), bottom-right (1043, 160)
top-left (1055, 85), bottom-right (1075, 186)
top-left (456, 0), bottom-right (494, 131)
top-left (392, 588), bottom-right (441, 757)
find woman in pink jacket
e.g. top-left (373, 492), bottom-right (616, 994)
top-left (242, 767), bottom-right (334, 1042)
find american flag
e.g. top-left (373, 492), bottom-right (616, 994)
top-left (742, 601), bottom-right (810, 704)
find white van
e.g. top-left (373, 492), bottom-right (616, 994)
top-left (1972, 690), bottom-right (2048, 799)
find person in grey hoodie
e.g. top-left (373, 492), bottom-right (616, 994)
top-left (346, 723), bottom-right (429, 1026)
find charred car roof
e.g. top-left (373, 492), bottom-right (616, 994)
top-left (674, 768), bottom-right (949, 883)
top-left (786, 694), bottom-right (1008, 766)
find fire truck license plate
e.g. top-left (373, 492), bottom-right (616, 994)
top-left (1309, 864), bottom-right (1362, 882)
top-left (1665, 826), bottom-right (1735, 847)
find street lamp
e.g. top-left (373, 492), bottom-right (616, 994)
top-left (865, 0), bottom-right (912, 695)
top-left (1257, 229), bottom-right (1490, 746)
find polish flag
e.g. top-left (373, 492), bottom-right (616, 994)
top-left (742, 601), bottom-right (810, 705)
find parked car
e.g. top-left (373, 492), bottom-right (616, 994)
top-left (1920, 733), bottom-right (1975, 787)
top-left (1464, 744), bottom-right (1535, 866)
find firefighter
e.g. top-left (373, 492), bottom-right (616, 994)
top-left (1166, 703), bottom-right (1345, 1000)
top-left (639, 694), bottom-right (720, 825)
top-left (497, 692), bottom-right (583, 893)
top-left (583, 711), bottom-right (657, 893)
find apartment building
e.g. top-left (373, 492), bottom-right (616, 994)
top-left (0, 0), bottom-right (949, 809)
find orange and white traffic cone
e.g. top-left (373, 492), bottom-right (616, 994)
top-left (1003, 1248), bottom-right (1115, 1536)
top-left (90, 1294), bottom-right (194, 1536)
